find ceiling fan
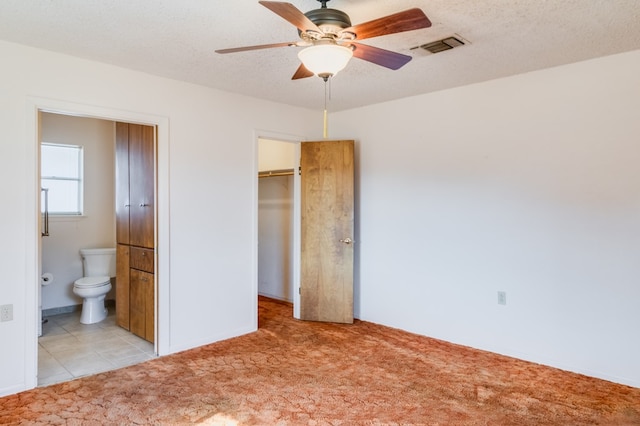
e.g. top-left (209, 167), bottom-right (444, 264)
top-left (215, 0), bottom-right (432, 81)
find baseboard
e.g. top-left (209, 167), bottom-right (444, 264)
top-left (42, 299), bottom-right (115, 318)
top-left (42, 304), bottom-right (80, 317)
top-left (258, 291), bottom-right (292, 303)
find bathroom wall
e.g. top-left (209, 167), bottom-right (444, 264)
top-left (258, 139), bottom-right (296, 302)
top-left (40, 112), bottom-right (116, 311)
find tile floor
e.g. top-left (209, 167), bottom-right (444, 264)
top-left (38, 307), bottom-right (155, 386)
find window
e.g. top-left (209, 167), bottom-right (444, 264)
top-left (41, 143), bottom-right (84, 215)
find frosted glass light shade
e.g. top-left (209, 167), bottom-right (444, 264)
top-left (298, 44), bottom-right (353, 77)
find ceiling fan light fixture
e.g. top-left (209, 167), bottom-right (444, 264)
top-left (298, 44), bottom-right (353, 79)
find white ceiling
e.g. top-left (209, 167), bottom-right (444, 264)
top-left (1, 0), bottom-right (639, 112)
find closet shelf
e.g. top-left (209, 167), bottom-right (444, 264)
top-left (258, 168), bottom-right (295, 178)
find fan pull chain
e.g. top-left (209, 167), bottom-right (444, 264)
top-left (323, 78), bottom-right (328, 138)
top-left (323, 110), bottom-right (328, 138)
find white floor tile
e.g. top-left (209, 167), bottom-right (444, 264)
top-left (38, 309), bottom-right (155, 387)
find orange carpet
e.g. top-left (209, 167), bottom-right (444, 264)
top-left (1, 296), bottom-right (639, 425)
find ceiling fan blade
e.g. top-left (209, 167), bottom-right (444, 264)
top-left (350, 42), bottom-right (412, 70)
top-left (259, 1), bottom-right (322, 33)
top-left (292, 63), bottom-right (314, 80)
top-left (215, 42), bottom-right (297, 54)
top-left (343, 8), bottom-right (431, 41)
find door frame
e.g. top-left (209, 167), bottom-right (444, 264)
top-left (25, 97), bottom-right (170, 389)
top-left (254, 131), bottom-right (304, 319)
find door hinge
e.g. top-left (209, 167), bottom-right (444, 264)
top-left (298, 166), bottom-right (302, 176)
top-left (298, 287), bottom-right (301, 295)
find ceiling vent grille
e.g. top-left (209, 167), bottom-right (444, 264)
top-left (412, 36), bottom-right (465, 54)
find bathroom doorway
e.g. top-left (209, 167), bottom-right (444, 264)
top-left (37, 112), bottom-right (158, 386)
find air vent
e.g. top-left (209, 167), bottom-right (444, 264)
top-left (411, 36), bottom-right (465, 54)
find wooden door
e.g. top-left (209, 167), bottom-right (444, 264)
top-left (300, 140), bottom-right (354, 323)
top-left (130, 269), bottom-right (154, 342)
top-left (115, 123), bottom-right (130, 245)
top-left (115, 244), bottom-right (130, 330)
top-left (145, 275), bottom-right (155, 343)
top-left (129, 124), bottom-right (155, 249)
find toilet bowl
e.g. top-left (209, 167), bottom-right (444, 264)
top-left (73, 248), bottom-right (116, 324)
top-left (73, 276), bottom-right (112, 324)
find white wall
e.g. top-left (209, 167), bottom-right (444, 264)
top-left (0, 40), bottom-right (317, 396)
top-left (40, 113), bottom-right (116, 311)
top-left (332, 50), bottom-right (640, 388)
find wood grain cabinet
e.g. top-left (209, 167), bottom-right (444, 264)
top-left (129, 249), bottom-right (154, 343)
top-left (115, 122), bottom-right (156, 343)
top-left (115, 244), bottom-right (130, 330)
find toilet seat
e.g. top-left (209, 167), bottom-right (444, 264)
top-left (74, 276), bottom-right (110, 288)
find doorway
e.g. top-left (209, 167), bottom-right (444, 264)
top-left (26, 98), bottom-right (169, 389)
top-left (38, 113), bottom-right (157, 386)
top-left (257, 136), bottom-right (301, 318)
top-left (255, 137), bottom-right (355, 323)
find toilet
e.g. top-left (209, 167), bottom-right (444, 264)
top-left (73, 248), bottom-right (116, 324)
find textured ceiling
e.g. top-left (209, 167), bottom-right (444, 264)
top-left (1, 0), bottom-right (639, 111)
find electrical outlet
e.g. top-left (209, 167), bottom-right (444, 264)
top-left (497, 291), bottom-right (507, 306)
top-left (0, 304), bottom-right (13, 322)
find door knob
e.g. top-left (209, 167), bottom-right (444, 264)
top-left (340, 238), bottom-right (354, 245)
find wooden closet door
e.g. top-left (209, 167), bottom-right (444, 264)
top-left (115, 244), bottom-right (130, 330)
top-left (130, 269), bottom-right (153, 342)
top-left (145, 277), bottom-right (155, 343)
top-left (115, 123), bottom-right (130, 245)
top-left (300, 140), bottom-right (354, 324)
top-left (128, 124), bottom-right (155, 249)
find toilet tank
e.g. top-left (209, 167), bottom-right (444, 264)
top-left (80, 248), bottom-right (116, 277)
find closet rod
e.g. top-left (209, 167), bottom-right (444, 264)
top-left (258, 168), bottom-right (295, 178)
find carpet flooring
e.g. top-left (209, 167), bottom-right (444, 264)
top-left (1, 296), bottom-right (639, 425)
